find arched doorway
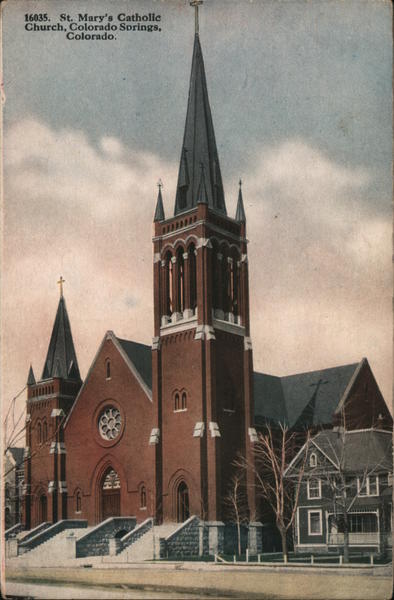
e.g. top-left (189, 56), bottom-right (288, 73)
top-left (100, 467), bottom-right (121, 521)
top-left (38, 493), bottom-right (47, 523)
top-left (176, 481), bottom-right (190, 522)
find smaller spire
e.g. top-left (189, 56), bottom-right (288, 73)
top-left (197, 163), bottom-right (208, 205)
top-left (154, 180), bottom-right (165, 222)
top-left (27, 364), bottom-right (36, 386)
top-left (235, 178), bottom-right (246, 223)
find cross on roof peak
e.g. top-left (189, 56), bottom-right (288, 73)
top-left (57, 276), bottom-right (65, 298)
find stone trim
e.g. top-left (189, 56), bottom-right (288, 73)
top-left (149, 428), bottom-right (160, 445)
top-left (152, 336), bottom-right (161, 350)
top-left (209, 422), bottom-right (221, 438)
top-left (248, 427), bottom-right (258, 442)
top-left (49, 442), bottom-right (66, 454)
top-left (48, 481), bottom-right (56, 493)
top-left (193, 422), bottom-right (205, 438)
top-left (153, 253), bottom-right (161, 263)
top-left (194, 325), bottom-right (216, 341)
top-left (51, 408), bottom-right (65, 418)
top-left (244, 337), bottom-right (253, 350)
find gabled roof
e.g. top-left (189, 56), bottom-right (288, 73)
top-left (41, 296), bottom-right (81, 381)
top-left (116, 337), bottom-right (152, 391)
top-left (254, 362), bottom-right (360, 428)
top-left (312, 429), bottom-right (392, 473)
top-left (174, 34), bottom-right (226, 216)
top-left (284, 429), bottom-right (392, 478)
top-left (64, 331), bottom-right (152, 429)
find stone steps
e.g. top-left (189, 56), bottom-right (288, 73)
top-left (14, 527), bottom-right (93, 566)
top-left (115, 523), bottom-right (179, 562)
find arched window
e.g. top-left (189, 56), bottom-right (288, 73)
top-left (37, 422), bottom-right (42, 445)
top-left (42, 421), bottom-right (47, 443)
top-left (140, 485), bottom-right (147, 509)
top-left (76, 491), bottom-right (82, 513)
top-left (188, 244), bottom-right (197, 311)
top-left (106, 360), bottom-right (111, 379)
top-left (181, 392), bottom-right (187, 410)
top-left (309, 453), bottom-right (317, 468)
top-left (174, 393), bottom-right (180, 411)
top-left (176, 247), bottom-right (185, 313)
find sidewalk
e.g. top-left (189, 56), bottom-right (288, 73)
top-left (5, 562), bottom-right (393, 600)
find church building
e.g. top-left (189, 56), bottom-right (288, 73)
top-left (22, 3), bottom-right (392, 548)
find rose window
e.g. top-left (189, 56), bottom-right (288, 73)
top-left (98, 406), bottom-right (122, 440)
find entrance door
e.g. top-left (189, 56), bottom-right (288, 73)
top-left (100, 468), bottom-right (120, 521)
top-left (39, 493), bottom-right (47, 523)
top-left (176, 481), bottom-right (190, 522)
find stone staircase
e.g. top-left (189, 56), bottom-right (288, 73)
top-left (11, 527), bottom-right (94, 567)
top-left (114, 522), bottom-right (179, 562)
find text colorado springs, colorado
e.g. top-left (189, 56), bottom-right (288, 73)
top-left (24, 12), bottom-right (162, 40)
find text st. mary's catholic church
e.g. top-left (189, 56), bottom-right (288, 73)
top-left (21, 2), bottom-right (392, 552)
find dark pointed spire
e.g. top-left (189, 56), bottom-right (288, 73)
top-left (174, 28), bottom-right (226, 215)
top-left (197, 163), bottom-right (208, 204)
top-left (27, 365), bottom-right (36, 386)
top-left (41, 294), bottom-right (81, 381)
top-left (154, 180), bottom-right (165, 222)
top-left (235, 179), bottom-right (246, 223)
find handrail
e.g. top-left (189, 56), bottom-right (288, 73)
top-left (165, 515), bottom-right (198, 541)
top-left (119, 517), bottom-right (153, 550)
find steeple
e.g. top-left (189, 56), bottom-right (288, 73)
top-left (41, 294), bottom-right (81, 381)
top-left (154, 181), bottom-right (165, 222)
top-left (174, 5), bottom-right (226, 216)
top-left (27, 364), bottom-right (36, 386)
top-left (235, 179), bottom-right (246, 223)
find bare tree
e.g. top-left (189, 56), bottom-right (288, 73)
top-left (224, 472), bottom-right (249, 556)
top-left (236, 423), bottom-right (310, 560)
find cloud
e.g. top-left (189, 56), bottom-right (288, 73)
top-left (2, 122), bottom-right (391, 427)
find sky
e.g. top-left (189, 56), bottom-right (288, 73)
top-left (2, 0), bottom-right (392, 440)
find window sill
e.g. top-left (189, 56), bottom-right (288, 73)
top-left (174, 409), bottom-right (187, 413)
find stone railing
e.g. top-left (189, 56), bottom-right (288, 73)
top-left (160, 515), bottom-right (200, 558)
top-left (18, 520), bottom-right (87, 554)
top-left (118, 518), bottom-right (153, 554)
top-left (18, 522), bottom-right (51, 544)
top-left (76, 517), bottom-right (136, 558)
top-left (5, 523), bottom-right (23, 540)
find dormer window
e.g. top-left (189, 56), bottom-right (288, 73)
top-left (309, 453), bottom-right (317, 468)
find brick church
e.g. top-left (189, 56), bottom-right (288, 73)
top-left (22, 4), bottom-right (392, 542)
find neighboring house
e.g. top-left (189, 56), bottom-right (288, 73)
top-left (285, 429), bottom-right (392, 555)
top-left (4, 447), bottom-right (24, 529)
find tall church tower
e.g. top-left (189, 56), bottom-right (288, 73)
top-left (152, 2), bottom-right (256, 526)
top-left (23, 282), bottom-right (82, 529)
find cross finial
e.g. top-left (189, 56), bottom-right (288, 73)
top-left (239, 178), bottom-right (242, 188)
top-left (190, 0), bottom-right (203, 35)
top-left (157, 178), bottom-right (163, 190)
top-left (57, 276), bottom-right (65, 298)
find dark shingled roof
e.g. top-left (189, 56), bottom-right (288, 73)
top-left (174, 34), bottom-right (226, 216)
top-left (41, 296), bottom-right (81, 381)
top-left (8, 447), bottom-right (24, 466)
top-left (117, 337), bottom-right (152, 390)
top-left (312, 429), bottom-right (392, 472)
top-left (254, 362), bottom-right (360, 428)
